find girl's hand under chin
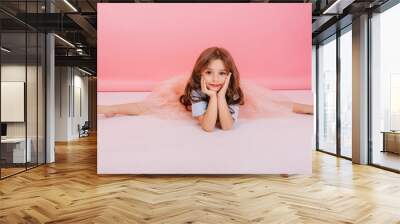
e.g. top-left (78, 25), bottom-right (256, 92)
top-left (217, 72), bottom-right (232, 98)
top-left (201, 76), bottom-right (217, 97)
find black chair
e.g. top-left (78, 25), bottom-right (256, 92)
top-left (79, 121), bottom-right (90, 138)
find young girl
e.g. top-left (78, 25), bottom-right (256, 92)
top-left (98, 47), bottom-right (313, 132)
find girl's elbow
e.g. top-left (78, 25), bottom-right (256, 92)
top-left (221, 126), bottom-right (233, 131)
top-left (202, 125), bottom-right (214, 132)
top-left (221, 123), bottom-right (234, 131)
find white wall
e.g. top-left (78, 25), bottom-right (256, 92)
top-left (1, 64), bottom-right (46, 164)
top-left (1, 65), bottom-right (28, 143)
top-left (1, 65), bottom-right (42, 137)
top-left (71, 73), bottom-right (89, 138)
top-left (55, 66), bottom-right (70, 141)
top-left (55, 67), bottom-right (89, 141)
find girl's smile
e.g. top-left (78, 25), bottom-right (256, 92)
top-left (207, 83), bottom-right (222, 90)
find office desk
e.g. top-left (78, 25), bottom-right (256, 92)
top-left (1, 138), bottom-right (32, 163)
top-left (381, 131), bottom-right (400, 154)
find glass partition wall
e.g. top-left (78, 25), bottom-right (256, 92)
top-left (317, 34), bottom-right (337, 155)
top-left (316, 26), bottom-right (353, 159)
top-left (0, 1), bottom-right (46, 179)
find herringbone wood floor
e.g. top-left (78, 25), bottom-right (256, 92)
top-left (1, 133), bottom-right (400, 224)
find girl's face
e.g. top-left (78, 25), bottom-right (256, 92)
top-left (201, 59), bottom-right (229, 92)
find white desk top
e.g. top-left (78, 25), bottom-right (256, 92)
top-left (1, 137), bottom-right (30, 143)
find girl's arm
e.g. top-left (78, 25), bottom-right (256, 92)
top-left (217, 95), bottom-right (234, 130)
top-left (216, 73), bottom-right (234, 130)
top-left (198, 95), bottom-right (218, 132)
top-left (196, 77), bottom-right (219, 132)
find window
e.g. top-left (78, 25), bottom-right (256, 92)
top-left (370, 2), bottom-right (400, 171)
top-left (339, 27), bottom-right (352, 158)
top-left (317, 35), bottom-right (337, 154)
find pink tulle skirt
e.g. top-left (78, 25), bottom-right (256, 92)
top-left (140, 75), bottom-right (295, 120)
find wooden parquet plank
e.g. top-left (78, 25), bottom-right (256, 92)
top-left (0, 134), bottom-right (400, 223)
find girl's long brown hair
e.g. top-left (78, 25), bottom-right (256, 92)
top-left (179, 47), bottom-right (244, 111)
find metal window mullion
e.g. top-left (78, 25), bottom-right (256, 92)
top-left (336, 28), bottom-right (341, 157)
top-left (36, 0), bottom-right (39, 167)
top-left (367, 10), bottom-right (373, 165)
top-left (0, 20), bottom-right (2, 179)
top-left (44, 31), bottom-right (47, 164)
top-left (72, 68), bottom-right (75, 118)
top-left (25, 0), bottom-right (28, 171)
top-left (316, 44), bottom-right (320, 150)
top-left (44, 0), bottom-right (49, 165)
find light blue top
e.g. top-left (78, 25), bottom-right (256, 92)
top-left (191, 90), bottom-right (239, 122)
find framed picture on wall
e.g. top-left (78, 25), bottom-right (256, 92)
top-left (1, 81), bottom-right (25, 122)
top-left (96, 3), bottom-right (314, 174)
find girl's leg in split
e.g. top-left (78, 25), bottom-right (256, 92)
top-left (292, 102), bottom-right (314, 115)
top-left (98, 102), bottom-right (147, 118)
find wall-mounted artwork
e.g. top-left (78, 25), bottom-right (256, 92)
top-left (97, 3), bottom-right (314, 174)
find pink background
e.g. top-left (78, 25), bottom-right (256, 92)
top-left (97, 3), bottom-right (311, 91)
